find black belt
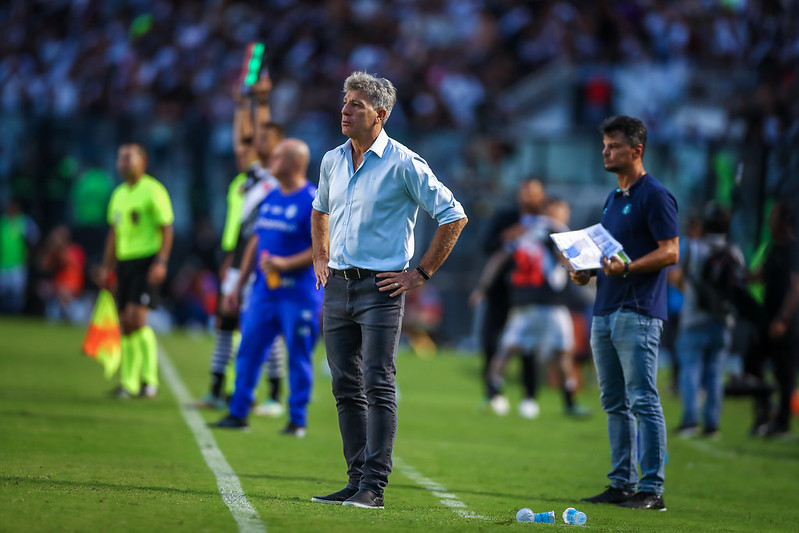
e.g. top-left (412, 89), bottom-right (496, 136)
top-left (330, 267), bottom-right (403, 280)
top-left (330, 267), bottom-right (381, 280)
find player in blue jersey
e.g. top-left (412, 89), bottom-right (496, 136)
top-left (212, 138), bottom-right (322, 436)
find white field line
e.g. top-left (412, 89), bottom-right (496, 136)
top-left (393, 457), bottom-right (491, 521)
top-left (682, 438), bottom-right (738, 459)
top-left (159, 348), bottom-right (266, 533)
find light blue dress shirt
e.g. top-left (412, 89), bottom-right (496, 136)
top-left (313, 129), bottom-right (466, 271)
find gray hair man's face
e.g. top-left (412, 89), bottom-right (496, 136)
top-left (341, 90), bottom-right (380, 139)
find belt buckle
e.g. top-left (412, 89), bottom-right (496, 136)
top-left (342, 269), bottom-right (351, 280)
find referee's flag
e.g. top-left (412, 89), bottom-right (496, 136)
top-left (81, 289), bottom-right (121, 379)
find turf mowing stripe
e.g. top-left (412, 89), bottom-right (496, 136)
top-left (394, 457), bottom-right (491, 520)
top-left (159, 348), bottom-right (267, 533)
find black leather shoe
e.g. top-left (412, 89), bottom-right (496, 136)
top-left (311, 486), bottom-right (359, 504)
top-left (581, 486), bottom-right (634, 504)
top-left (341, 489), bottom-right (384, 509)
top-left (618, 491), bottom-right (666, 511)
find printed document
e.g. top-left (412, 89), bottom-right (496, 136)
top-left (550, 224), bottom-right (628, 271)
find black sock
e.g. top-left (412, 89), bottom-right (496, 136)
top-left (521, 354), bottom-right (537, 399)
top-left (562, 385), bottom-right (575, 409)
top-left (269, 377), bottom-right (281, 402)
top-left (210, 372), bottom-right (225, 398)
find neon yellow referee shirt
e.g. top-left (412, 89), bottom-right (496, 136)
top-left (107, 174), bottom-right (174, 261)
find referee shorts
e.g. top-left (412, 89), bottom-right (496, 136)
top-left (116, 255), bottom-right (160, 310)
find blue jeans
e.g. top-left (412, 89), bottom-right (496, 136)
top-left (676, 321), bottom-right (726, 431)
top-left (590, 308), bottom-right (666, 495)
top-left (323, 274), bottom-right (404, 495)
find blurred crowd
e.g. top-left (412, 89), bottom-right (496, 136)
top-left (1, 0), bottom-right (798, 340)
top-left (2, 0), bottom-right (797, 135)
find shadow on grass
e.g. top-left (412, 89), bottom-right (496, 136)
top-left (0, 475), bottom-right (219, 497)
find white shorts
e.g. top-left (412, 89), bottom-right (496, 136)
top-left (498, 304), bottom-right (574, 360)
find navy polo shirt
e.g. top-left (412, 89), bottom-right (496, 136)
top-left (594, 173), bottom-right (679, 320)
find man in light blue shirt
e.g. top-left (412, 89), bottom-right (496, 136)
top-left (311, 71), bottom-right (468, 509)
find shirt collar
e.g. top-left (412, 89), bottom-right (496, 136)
top-left (338, 129), bottom-right (389, 158)
top-left (615, 173), bottom-right (648, 197)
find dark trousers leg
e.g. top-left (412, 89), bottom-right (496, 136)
top-left (323, 275), bottom-right (404, 494)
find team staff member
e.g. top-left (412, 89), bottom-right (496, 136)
top-left (100, 143), bottom-right (174, 398)
top-left (311, 71), bottom-right (467, 509)
top-left (212, 138), bottom-right (322, 436)
top-left (570, 116), bottom-right (678, 511)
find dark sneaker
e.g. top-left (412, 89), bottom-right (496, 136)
top-left (311, 486), bottom-right (359, 504)
top-left (763, 421), bottom-right (791, 439)
top-left (581, 486), bottom-right (634, 504)
top-left (210, 415), bottom-right (249, 431)
top-left (111, 386), bottom-right (134, 399)
top-left (280, 423), bottom-right (306, 438)
top-left (341, 489), bottom-right (384, 509)
top-left (565, 405), bottom-right (592, 418)
top-left (618, 491), bottom-right (666, 511)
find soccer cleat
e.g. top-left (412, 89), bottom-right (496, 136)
top-left (138, 384), bottom-right (158, 399)
top-left (581, 486), bottom-right (634, 504)
top-left (210, 415), bottom-right (249, 431)
top-left (194, 393), bottom-right (227, 410)
top-left (489, 395), bottom-right (510, 416)
top-left (311, 486), bottom-right (359, 504)
top-left (518, 398), bottom-right (540, 419)
top-left (254, 399), bottom-right (285, 417)
top-left (617, 491), bottom-right (666, 511)
top-left (280, 423), bottom-right (306, 438)
top-left (342, 489), bottom-right (384, 509)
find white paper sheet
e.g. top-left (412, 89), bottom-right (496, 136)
top-left (549, 224), bottom-right (627, 270)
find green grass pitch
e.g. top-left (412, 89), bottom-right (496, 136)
top-left (1, 317), bottom-right (797, 532)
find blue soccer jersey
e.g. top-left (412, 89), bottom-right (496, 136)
top-left (252, 182), bottom-right (318, 294)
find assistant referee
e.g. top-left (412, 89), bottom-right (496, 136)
top-left (100, 143), bottom-right (174, 398)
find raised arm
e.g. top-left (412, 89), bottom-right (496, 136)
top-left (232, 84), bottom-right (254, 151)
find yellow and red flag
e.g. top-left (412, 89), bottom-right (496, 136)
top-left (81, 289), bottom-right (121, 379)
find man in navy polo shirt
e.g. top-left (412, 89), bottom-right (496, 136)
top-left (570, 115), bottom-right (679, 511)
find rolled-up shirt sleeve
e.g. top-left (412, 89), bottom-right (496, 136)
top-left (312, 152), bottom-right (331, 214)
top-left (403, 155), bottom-right (466, 225)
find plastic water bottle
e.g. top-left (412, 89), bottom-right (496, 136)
top-left (562, 507), bottom-right (587, 525)
top-left (534, 511), bottom-right (556, 524)
top-left (516, 508), bottom-right (534, 522)
top-left (516, 509), bottom-right (555, 524)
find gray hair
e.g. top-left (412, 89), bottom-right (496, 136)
top-left (343, 71), bottom-right (397, 122)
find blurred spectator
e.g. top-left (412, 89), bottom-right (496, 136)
top-left (69, 166), bottom-right (114, 270)
top-left (672, 203), bottom-right (745, 438)
top-left (746, 201), bottom-right (799, 438)
top-left (36, 224), bottom-right (87, 322)
top-left (402, 283), bottom-right (443, 358)
top-left (0, 198), bottom-right (40, 314)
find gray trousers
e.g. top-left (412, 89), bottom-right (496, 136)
top-left (322, 273), bottom-right (404, 494)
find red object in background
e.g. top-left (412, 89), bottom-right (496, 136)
top-left (54, 244), bottom-right (86, 296)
